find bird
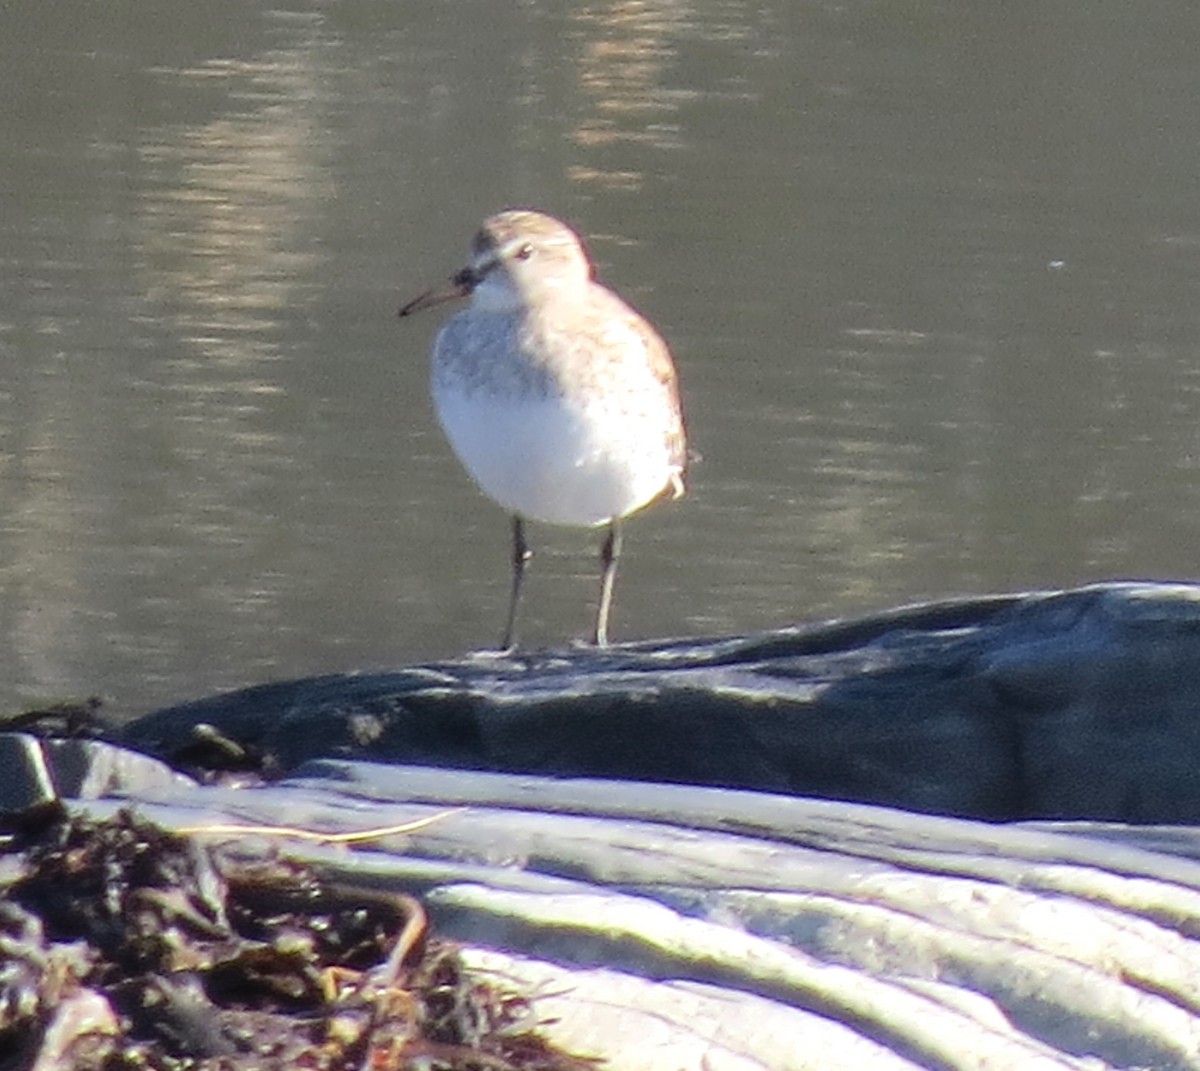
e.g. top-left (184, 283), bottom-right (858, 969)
top-left (398, 208), bottom-right (687, 651)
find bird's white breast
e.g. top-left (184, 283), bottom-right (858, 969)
top-left (432, 383), bottom-right (676, 527)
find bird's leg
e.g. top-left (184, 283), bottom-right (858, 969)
top-left (593, 520), bottom-right (623, 647)
top-left (501, 515), bottom-right (531, 652)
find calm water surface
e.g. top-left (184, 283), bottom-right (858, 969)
top-left (4, 2), bottom-right (1200, 719)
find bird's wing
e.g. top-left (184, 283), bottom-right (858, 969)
top-left (586, 290), bottom-right (689, 481)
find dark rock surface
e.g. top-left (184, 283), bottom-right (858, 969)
top-left (123, 581), bottom-right (1200, 822)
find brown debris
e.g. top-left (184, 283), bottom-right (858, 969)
top-left (1, 698), bottom-right (107, 740)
top-left (0, 808), bottom-right (599, 1071)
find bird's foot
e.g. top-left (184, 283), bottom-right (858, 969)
top-left (463, 644), bottom-right (520, 662)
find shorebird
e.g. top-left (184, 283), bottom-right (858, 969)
top-left (398, 209), bottom-right (686, 650)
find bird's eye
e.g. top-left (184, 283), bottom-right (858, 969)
top-left (515, 243), bottom-right (534, 261)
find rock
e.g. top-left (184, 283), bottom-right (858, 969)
top-left (0, 735), bottom-right (58, 813)
top-left (54, 757), bottom-right (1200, 1070)
top-left (122, 581), bottom-right (1200, 822)
top-left (21, 581), bottom-right (1200, 1067)
top-left (0, 735), bottom-right (195, 813)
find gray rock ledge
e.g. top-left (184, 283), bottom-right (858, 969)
top-left (49, 757), bottom-right (1200, 1070)
top-left (122, 581), bottom-right (1200, 823)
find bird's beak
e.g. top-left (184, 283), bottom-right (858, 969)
top-left (397, 266), bottom-right (479, 318)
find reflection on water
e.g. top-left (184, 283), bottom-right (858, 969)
top-left (3, 1), bottom-right (1200, 718)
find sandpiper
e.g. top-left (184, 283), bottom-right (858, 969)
top-left (398, 208), bottom-right (687, 650)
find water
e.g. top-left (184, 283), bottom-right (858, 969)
top-left (3, 1), bottom-right (1200, 719)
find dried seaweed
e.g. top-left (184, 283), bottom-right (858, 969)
top-left (0, 809), bottom-right (597, 1071)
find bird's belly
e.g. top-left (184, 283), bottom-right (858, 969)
top-left (433, 388), bottom-right (674, 527)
